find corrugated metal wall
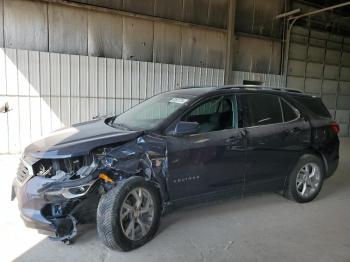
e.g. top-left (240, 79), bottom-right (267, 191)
top-left (232, 71), bottom-right (283, 87)
top-left (286, 25), bottom-right (350, 137)
top-left (232, 0), bottom-right (286, 75)
top-left (73, 0), bottom-right (228, 29)
top-left (0, 48), bottom-right (224, 154)
top-left (0, 0), bottom-right (227, 69)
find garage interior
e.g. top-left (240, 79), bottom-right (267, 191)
top-left (0, 0), bottom-right (349, 261)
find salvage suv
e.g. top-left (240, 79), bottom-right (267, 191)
top-left (12, 86), bottom-right (339, 251)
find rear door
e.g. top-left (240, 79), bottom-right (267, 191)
top-left (240, 93), bottom-right (310, 192)
top-left (166, 94), bottom-right (246, 200)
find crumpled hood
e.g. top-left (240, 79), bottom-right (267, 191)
top-left (24, 118), bottom-right (143, 159)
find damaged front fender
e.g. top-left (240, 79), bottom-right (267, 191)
top-left (12, 134), bottom-right (169, 243)
top-left (95, 135), bottom-right (169, 202)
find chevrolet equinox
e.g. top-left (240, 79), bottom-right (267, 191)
top-left (12, 86), bottom-right (340, 251)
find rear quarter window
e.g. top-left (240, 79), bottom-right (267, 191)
top-left (293, 96), bottom-right (331, 118)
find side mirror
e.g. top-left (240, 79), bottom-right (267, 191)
top-left (174, 121), bottom-right (199, 136)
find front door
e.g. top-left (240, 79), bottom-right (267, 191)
top-left (166, 95), bottom-right (246, 200)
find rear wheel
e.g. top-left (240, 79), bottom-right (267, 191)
top-left (285, 154), bottom-right (324, 203)
top-left (97, 177), bottom-right (161, 251)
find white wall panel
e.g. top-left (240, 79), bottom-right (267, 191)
top-left (175, 65), bottom-right (182, 89)
top-left (17, 50), bottom-right (29, 96)
top-left (30, 96), bottom-right (42, 142)
top-left (29, 51), bottom-right (40, 97)
top-left (0, 48), bottom-right (6, 95)
top-left (139, 62), bottom-right (147, 100)
top-left (7, 96), bottom-right (20, 153)
top-left (181, 66), bottom-right (189, 86)
top-left (79, 56), bottom-right (88, 122)
top-left (106, 58), bottom-right (116, 115)
top-left (154, 63), bottom-right (162, 95)
top-left (50, 53), bottom-right (61, 130)
top-left (98, 58), bottom-right (107, 115)
top-left (123, 60), bottom-right (132, 110)
top-left (206, 68), bottom-right (213, 85)
top-left (5, 48), bottom-right (17, 96)
top-left (146, 62), bottom-right (154, 98)
top-left (71, 55), bottom-right (80, 124)
top-left (0, 48), bottom-right (224, 153)
top-left (131, 61), bottom-right (140, 102)
top-left (168, 64), bottom-right (176, 91)
top-left (40, 53), bottom-right (50, 96)
top-left (161, 64), bottom-right (168, 93)
top-left (0, 48), bottom-right (8, 152)
top-left (88, 56), bottom-right (98, 119)
top-left (188, 66), bottom-right (195, 86)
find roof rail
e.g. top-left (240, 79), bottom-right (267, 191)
top-left (270, 87), bottom-right (303, 94)
top-left (219, 85), bottom-right (303, 94)
top-left (180, 85), bottom-right (304, 94)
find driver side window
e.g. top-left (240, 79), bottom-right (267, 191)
top-left (182, 96), bottom-right (235, 133)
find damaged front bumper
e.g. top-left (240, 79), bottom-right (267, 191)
top-left (12, 134), bottom-right (169, 242)
top-left (12, 170), bottom-right (100, 240)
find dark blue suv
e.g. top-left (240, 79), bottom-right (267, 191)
top-left (12, 86), bottom-right (340, 251)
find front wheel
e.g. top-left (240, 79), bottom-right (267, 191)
top-left (97, 177), bottom-right (161, 251)
top-left (284, 154), bottom-right (324, 203)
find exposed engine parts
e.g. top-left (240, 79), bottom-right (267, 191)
top-left (18, 135), bottom-right (168, 243)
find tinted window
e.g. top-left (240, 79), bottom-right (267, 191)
top-left (182, 96), bottom-right (235, 133)
top-left (281, 99), bottom-right (298, 122)
top-left (293, 96), bottom-right (331, 118)
top-left (242, 94), bottom-right (283, 127)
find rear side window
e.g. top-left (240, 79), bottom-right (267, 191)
top-left (293, 96), bottom-right (331, 118)
top-left (242, 94), bottom-right (283, 127)
top-left (281, 99), bottom-right (298, 122)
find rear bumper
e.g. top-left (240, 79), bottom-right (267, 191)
top-left (326, 158), bottom-right (339, 178)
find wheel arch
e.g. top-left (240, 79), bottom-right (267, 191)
top-left (303, 149), bottom-right (328, 173)
top-left (282, 150), bottom-right (327, 193)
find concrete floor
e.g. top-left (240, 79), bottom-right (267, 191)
top-left (1, 139), bottom-right (350, 262)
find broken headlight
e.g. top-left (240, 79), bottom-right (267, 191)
top-left (44, 180), bottom-right (96, 199)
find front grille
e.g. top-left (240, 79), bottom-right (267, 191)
top-left (16, 160), bottom-right (34, 185)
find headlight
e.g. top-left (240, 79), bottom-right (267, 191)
top-left (45, 180), bottom-right (95, 199)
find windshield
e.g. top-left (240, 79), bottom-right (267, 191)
top-left (112, 92), bottom-right (194, 130)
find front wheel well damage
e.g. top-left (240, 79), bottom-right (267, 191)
top-left (38, 135), bottom-right (169, 243)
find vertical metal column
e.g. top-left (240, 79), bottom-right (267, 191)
top-left (334, 36), bottom-right (345, 121)
top-left (224, 0), bottom-right (236, 84)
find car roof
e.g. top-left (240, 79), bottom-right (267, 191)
top-left (167, 86), bottom-right (217, 96)
top-left (168, 85), bottom-right (316, 99)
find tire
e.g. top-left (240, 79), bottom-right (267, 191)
top-left (97, 176), bottom-right (161, 251)
top-left (284, 154), bottom-right (325, 203)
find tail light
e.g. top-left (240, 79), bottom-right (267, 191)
top-left (330, 121), bottom-right (340, 134)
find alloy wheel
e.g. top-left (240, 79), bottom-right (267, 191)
top-left (296, 163), bottom-right (321, 198)
top-left (120, 187), bottom-right (155, 241)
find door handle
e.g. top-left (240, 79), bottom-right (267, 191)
top-left (284, 127), bottom-right (302, 135)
